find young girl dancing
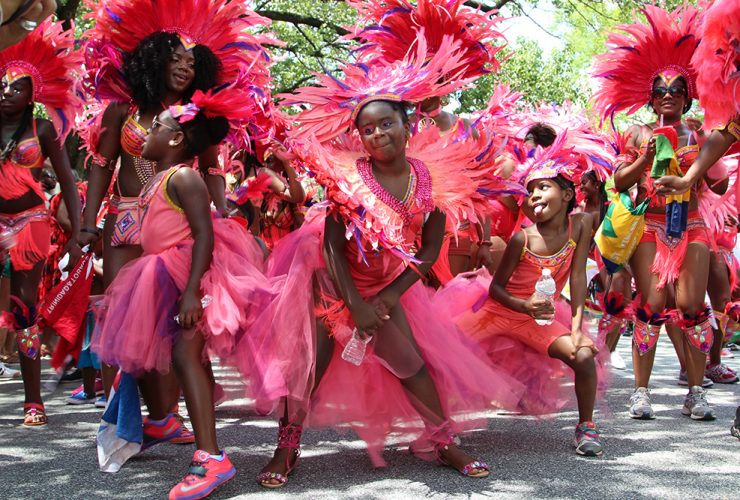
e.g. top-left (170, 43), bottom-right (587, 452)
top-left (252, 41), bottom-right (523, 487)
top-left (443, 137), bottom-right (602, 456)
top-left (93, 86), bottom-right (275, 500)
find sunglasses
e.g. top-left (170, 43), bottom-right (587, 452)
top-left (151, 115), bottom-right (179, 132)
top-left (651, 86), bottom-right (687, 99)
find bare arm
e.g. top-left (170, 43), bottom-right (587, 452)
top-left (489, 230), bottom-right (528, 313)
top-left (614, 125), bottom-right (653, 192)
top-left (38, 119), bottom-right (81, 266)
top-left (197, 145), bottom-right (230, 216)
top-left (78, 103), bottom-right (123, 247)
top-left (169, 168), bottom-right (214, 329)
top-left (376, 208), bottom-right (447, 307)
top-left (324, 213), bottom-right (387, 337)
top-left (569, 213), bottom-right (592, 336)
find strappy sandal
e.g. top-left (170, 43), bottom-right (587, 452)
top-left (256, 422), bottom-right (302, 489)
top-left (434, 438), bottom-right (490, 478)
top-left (23, 403), bottom-right (47, 427)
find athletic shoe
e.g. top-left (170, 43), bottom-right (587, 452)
top-left (67, 391), bottom-right (96, 405)
top-left (94, 395), bottom-right (107, 408)
top-left (705, 363), bottom-right (739, 384)
top-left (720, 348), bottom-right (734, 359)
top-left (677, 370), bottom-right (714, 388)
top-left (0, 362), bottom-right (20, 379)
top-left (169, 449), bottom-right (235, 500)
top-left (610, 351), bottom-right (626, 370)
top-left (142, 414), bottom-right (195, 450)
top-left (629, 387), bottom-right (655, 419)
top-left (171, 414), bottom-right (196, 445)
top-left (681, 386), bottom-right (716, 421)
top-left (573, 421), bottom-right (603, 456)
top-left (71, 378), bottom-right (104, 397)
top-left (59, 367), bottom-right (82, 382)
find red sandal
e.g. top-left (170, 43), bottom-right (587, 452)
top-left (256, 422), bottom-right (302, 489)
top-left (23, 403), bottom-right (47, 427)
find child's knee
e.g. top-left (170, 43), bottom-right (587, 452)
top-left (574, 349), bottom-right (596, 373)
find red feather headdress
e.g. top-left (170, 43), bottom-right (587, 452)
top-left (280, 34), bottom-right (476, 143)
top-left (82, 0), bottom-right (277, 103)
top-left (0, 20), bottom-right (84, 142)
top-left (168, 72), bottom-right (269, 149)
top-left (347, 0), bottom-right (507, 80)
top-left (691, 0), bottom-right (740, 128)
top-left (591, 4), bottom-right (700, 122)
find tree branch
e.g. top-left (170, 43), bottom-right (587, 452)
top-left (464, 0), bottom-right (516, 12)
top-left (256, 9), bottom-right (349, 37)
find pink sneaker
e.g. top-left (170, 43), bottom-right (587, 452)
top-left (705, 363), bottom-right (739, 384)
top-left (169, 450), bottom-right (235, 500)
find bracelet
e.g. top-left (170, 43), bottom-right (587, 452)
top-left (206, 167), bottom-right (226, 179)
top-left (479, 241), bottom-right (493, 247)
top-left (91, 157), bottom-right (114, 171)
top-left (80, 227), bottom-right (100, 235)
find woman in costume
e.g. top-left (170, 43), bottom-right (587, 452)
top-left (655, 0), bottom-right (740, 394)
top-left (250, 39), bottom-right (523, 488)
top-left (591, 4), bottom-right (728, 421)
top-left (0, 20), bottom-right (83, 426)
top-left (77, 0), bottom-right (274, 433)
top-left (94, 84), bottom-right (277, 499)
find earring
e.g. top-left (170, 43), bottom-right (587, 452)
top-left (168, 140), bottom-right (177, 146)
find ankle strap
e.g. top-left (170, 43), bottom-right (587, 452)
top-left (277, 422), bottom-right (302, 450)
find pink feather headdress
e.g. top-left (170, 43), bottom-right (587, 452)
top-left (82, 0), bottom-right (277, 103)
top-left (0, 20), bottom-right (84, 142)
top-left (280, 34), bottom-right (476, 143)
top-left (591, 4), bottom-right (700, 122)
top-left (521, 133), bottom-right (581, 187)
top-left (691, 0), bottom-right (740, 129)
top-left (347, 0), bottom-right (506, 80)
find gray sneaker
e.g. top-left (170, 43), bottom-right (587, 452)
top-left (629, 387), bottom-right (655, 419)
top-left (677, 370), bottom-right (714, 388)
top-left (681, 386), bottom-right (716, 421)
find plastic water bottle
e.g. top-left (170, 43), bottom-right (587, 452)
top-left (533, 268), bottom-right (556, 326)
top-left (341, 328), bottom-right (371, 366)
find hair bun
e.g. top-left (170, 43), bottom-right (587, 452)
top-left (206, 116), bottom-right (230, 146)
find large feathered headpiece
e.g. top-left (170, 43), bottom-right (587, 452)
top-left (691, 0), bottom-right (740, 129)
top-left (280, 34), bottom-right (475, 143)
top-left (521, 133), bottom-right (581, 188)
top-left (347, 0), bottom-right (506, 80)
top-left (0, 20), bottom-right (84, 142)
top-left (82, 0), bottom-right (276, 103)
top-left (591, 4), bottom-right (700, 122)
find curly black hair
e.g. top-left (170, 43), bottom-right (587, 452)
top-left (122, 32), bottom-right (222, 113)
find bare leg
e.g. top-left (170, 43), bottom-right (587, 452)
top-left (259, 319), bottom-right (334, 485)
top-left (707, 251), bottom-right (731, 366)
top-left (629, 242), bottom-right (667, 388)
top-left (12, 261), bottom-right (44, 406)
top-left (172, 330), bottom-right (217, 454)
top-left (548, 336), bottom-right (597, 423)
top-left (675, 243), bottom-right (711, 388)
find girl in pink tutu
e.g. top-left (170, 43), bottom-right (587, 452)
top-left (253, 41), bottom-right (524, 488)
top-left (444, 136), bottom-right (602, 456)
top-left (93, 86), bottom-right (274, 499)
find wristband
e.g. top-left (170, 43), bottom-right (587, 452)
top-left (479, 241), bottom-right (493, 247)
top-left (80, 227), bottom-right (100, 235)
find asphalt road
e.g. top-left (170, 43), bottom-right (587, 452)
top-left (1, 334), bottom-right (739, 499)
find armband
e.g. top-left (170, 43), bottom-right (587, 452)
top-left (206, 167), bottom-right (226, 179)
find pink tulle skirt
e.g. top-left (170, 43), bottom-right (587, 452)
top-left (435, 269), bottom-right (609, 416)
top-left (240, 210), bottom-right (525, 465)
top-left (93, 219), bottom-right (274, 375)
